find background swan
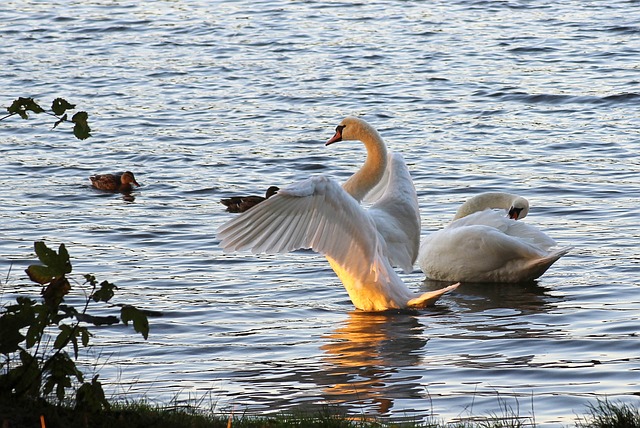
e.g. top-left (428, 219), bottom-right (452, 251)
top-left (217, 117), bottom-right (458, 311)
top-left (418, 192), bottom-right (571, 283)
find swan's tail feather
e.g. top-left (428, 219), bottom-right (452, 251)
top-left (527, 246), bottom-right (573, 279)
top-left (407, 283), bottom-right (459, 308)
top-left (549, 246), bottom-right (573, 261)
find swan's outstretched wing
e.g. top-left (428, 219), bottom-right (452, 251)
top-left (367, 153), bottom-right (421, 273)
top-left (217, 175), bottom-right (382, 281)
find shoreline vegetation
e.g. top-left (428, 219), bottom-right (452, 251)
top-left (2, 393), bottom-right (640, 428)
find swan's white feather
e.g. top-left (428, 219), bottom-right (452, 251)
top-left (368, 153), bottom-right (420, 273)
top-left (451, 209), bottom-right (558, 249)
top-left (218, 175), bottom-right (381, 282)
top-left (418, 194), bottom-right (570, 283)
top-left (362, 154), bottom-right (391, 204)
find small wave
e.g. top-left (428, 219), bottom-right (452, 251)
top-left (601, 25), bottom-right (640, 34)
top-left (601, 92), bottom-right (640, 104)
top-left (508, 46), bottom-right (558, 54)
top-left (483, 90), bottom-right (640, 106)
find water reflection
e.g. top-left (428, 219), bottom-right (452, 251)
top-left (422, 279), bottom-right (566, 349)
top-left (423, 279), bottom-right (563, 316)
top-left (319, 311), bottom-right (427, 415)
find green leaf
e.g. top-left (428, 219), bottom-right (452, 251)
top-left (26, 242), bottom-right (72, 284)
top-left (70, 333), bottom-right (79, 360)
top-left (41, 276), bottom-right (71, 309)
top-left (120, 305), bottom-right (149, 340)
top-left (92, 280), bottom-right (117, 303)
top-left (76, 375), bottom-right (110, 412)
top-left (34, 242), bottom-right (71, 274)
top-left (6, 97), bottom-right (44, 119)
top-left (59, 304), bottom-right (78, 319)
top-left (55, 325), bottom-right (79, 359)
top-left (51, 98), bottom-right (75, 116)
top-left (54, 325), bottom-right (92, 359)
top-left (0, 297), bottom-right (41, 352)
top-left (71, 111), bottom-right (91, 140)
top-left (24, 305), bottom-right (50, 349)
top-left (84, 274), bottom-right (97, 287)
top-left (58, 243), bottom-right (70, 269)
top-left (79, 326), bottom-right (91, 347)
top-left (25, 264), bottom-right (55, 285)
top-left (43, 351), bottom-right (83, 402)
top-left (34, 241), bottom-right (55, 265)
top-left (54, 324), bottom-right (73, 350)
top-left (12, 296), bottom-right (38, 308)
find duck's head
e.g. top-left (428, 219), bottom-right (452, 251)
top-left (265, 186), bottom-right (279, 198)
top-left (508, 196), bottom-right (529, 220)
top-left (121, 171), bottom-right (140, 187)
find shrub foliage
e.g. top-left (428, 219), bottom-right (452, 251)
top-left (0, 242), bottom-right (148, 412)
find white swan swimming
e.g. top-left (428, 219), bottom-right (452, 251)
top-left (217, 117), bottom-right (458, 311)
top-left (418, 192), bottom-right (571, 283)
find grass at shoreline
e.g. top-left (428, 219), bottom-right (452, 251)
top-left (2, 394), bottom-right (640, 428)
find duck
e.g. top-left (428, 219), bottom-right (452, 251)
top-left (220, 186), bottom-right (279, 213)
top-left (89, 171), bottom-right (140, 192)
top-left (217, 116), bottom-right (458, 312)
top-left (417, 192), bottom-right (571, 283)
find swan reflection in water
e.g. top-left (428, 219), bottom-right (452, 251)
top-left (422, 278), bottom-right (563, 319)
top-left (319, 311), bottom-right (430, 416)
top-left (316, 282), bottom-right (564, 417)
top-left (421, 278), bottom-right (565, 347)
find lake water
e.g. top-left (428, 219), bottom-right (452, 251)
top-left (1, 0), bottom-right (639, 425)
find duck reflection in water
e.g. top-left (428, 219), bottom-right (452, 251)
top-left (319, 311), bottom-right (430, 416)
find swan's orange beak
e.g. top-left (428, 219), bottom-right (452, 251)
top-left (508, 207), bottom-right (521, 220)
top-left (326, 125), bottom-right (344, 146)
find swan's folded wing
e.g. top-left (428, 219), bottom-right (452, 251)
top-left (448, 209), bottom-right (558, 250)
top-left (217, 175), bottom-right (380, 280)
top-left (368, 153), bottom-right (421, 272)
top-left (448, 209), bottom-right (507, 229)
top-left (503, 221), bottom-right (558, 250)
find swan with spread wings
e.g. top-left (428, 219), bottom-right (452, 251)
top-left (217, 117), bottom-right (457, 311)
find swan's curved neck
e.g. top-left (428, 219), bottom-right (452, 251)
top-left (342, 124), bottom-right (388, 202)
top-left (453, 192), bottom-right (518, 220)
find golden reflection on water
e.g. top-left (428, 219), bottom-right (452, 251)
top-left (320, 311), bottom-right (427, 415)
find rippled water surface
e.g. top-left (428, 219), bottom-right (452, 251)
top-left (1, 1), bottom-right (639, 425)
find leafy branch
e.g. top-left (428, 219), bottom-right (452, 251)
top-left (1, 97), bottom-right (91, 140)
top-left (0, 242), bottom-right (150, 412)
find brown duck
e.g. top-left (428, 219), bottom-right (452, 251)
top-left (90, 171), bottom-right (140, 192)
top-left (221, 186), bottom-right (279, 213)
